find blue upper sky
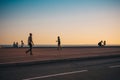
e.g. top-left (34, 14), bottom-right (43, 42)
top-left (0, 0), bottom-right (120, 20)
top-left (0, 0), bottom-right (120, 45)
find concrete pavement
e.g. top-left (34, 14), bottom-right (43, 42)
top-left (0, 47), bottom-right (120, 66)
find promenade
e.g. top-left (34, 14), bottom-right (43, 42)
top-left (0, 47), bottom-right (120, 65)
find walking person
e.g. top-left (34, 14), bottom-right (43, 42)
top-left (26, 33), bottom-right (34, 55)
top-left (56, 36), bottom-right (62, 50)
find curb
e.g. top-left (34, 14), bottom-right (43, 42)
top-left (0, 54), bottom-right (120, 67)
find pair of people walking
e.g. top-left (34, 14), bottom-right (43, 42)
top-left (25, 33), bottom-right (62, 55)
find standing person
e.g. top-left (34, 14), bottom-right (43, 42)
top-left (21, 40), bottom-right (24, 47)
top-left (56, 36), bottom-right (62, 50)
top-left (13, 42), bottom-right (16, 48)
top-left (26, 33), bottom-right (34, 55)
top-left (103, 40), bottom-right (106, 46)
top-left (16, 42), bottom-right (19, 48)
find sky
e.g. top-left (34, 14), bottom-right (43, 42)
top-left (0, 0), bottom-right (120, 45)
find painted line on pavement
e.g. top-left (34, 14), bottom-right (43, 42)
top-left (23, 70), bottom-right (88, 80)
top-left (109, 65), bottom-right (120, 68)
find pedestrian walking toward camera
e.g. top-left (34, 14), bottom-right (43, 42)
top-left (56, 36), bottom-right (62, 50)
top-left (26, 33), bottom-right (34, 55)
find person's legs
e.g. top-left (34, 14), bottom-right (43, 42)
top-left (58, 43), bottom-right (62, 50)
top-left (26, 43), bottom-right (30, 54)
top-left (60, 45), bottom-right (62, 50)
top-left (30, 43), bottom-right (32, 55)
top-left (57, 43), bottom-right (60, 50)
top-left (26, 48), bottom-right (29, 54)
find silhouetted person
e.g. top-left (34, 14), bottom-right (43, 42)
top-left (16, 42), bottom-right (18, 48)
top-left (26, 33), bottom-right (34, 55)
top-left (13, 42), bottom-right (16, 48)
top-left (103, 40), bottom-right (106, 46)
top-left (56, 36), bottom-right (62, 50)
top-left (98, 40), bottom-right (103, 47)
top-left (21, 40), bottom-right (24, 47)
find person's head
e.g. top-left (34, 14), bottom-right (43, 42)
top-left (58, 36), bottom-right (60, 39)
top-left (29, 33), bottom-right (32, 36)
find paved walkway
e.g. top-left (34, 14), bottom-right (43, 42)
top-left (0, 47), bottom-right (120, 64)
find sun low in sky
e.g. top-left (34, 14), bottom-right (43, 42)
top-left (0, 0), bottom-right (120, 45)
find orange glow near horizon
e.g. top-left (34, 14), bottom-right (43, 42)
top-left (0, 0), bottom-right (120, 45)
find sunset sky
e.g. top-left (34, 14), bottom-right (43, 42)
top-left (0, 0), bottom-right (120, 45)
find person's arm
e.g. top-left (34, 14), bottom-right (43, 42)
top-left (32, 41), bottom-right (34, 45)
top-left (31, 38), bottom-right (34, 45)
top-left (56, 40), bottom-right (58, 42)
